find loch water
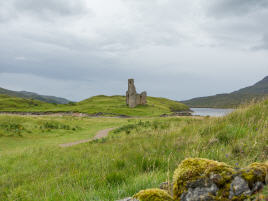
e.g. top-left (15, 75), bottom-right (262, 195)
top-left (190, 108), bottom-right (234, 117)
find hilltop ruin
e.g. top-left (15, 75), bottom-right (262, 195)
top-left (126, 79), bottom-right (147, 108)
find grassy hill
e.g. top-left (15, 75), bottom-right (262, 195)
top-left (0, 98), bottom-right (267, 200)
top-left (181, 76), bottom-right (268, 108)
top-left (0, 87), bottom-right (70, 104)
top-left (71, 95), bottom-right (189, 116)
top-left (0, 95), bottom-right (189, 117)
top-left (0, 94), bottom-right (55, 111)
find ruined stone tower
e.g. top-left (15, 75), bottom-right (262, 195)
top-left (126, 79), bottom-right (147, 108)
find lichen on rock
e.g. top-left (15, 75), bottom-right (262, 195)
top-left (172, 158), bottom-right (234, 201)
top-left (229, 176), bottom-right (251, 199)
top-left (240, 162), bottom-right (268, 188)
top-left (133, 188), bottom-right (174, 201)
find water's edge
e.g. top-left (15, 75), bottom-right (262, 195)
top-left (190, 108), bottom-right (234, 117)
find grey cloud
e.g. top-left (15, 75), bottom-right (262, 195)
top-left (0, 0), bottom-right (87, 22)
top-left (16, 0), bottom-right (84, 14)
top-left (253, 32), bottom-right (268, 50)
top-left (0, 0), bottom-right (268, 101)
top-left (0, 55), bottom-right (121, 82)
top-left (0, 0), bottom-right (195, 55)
top-left (201, 0), bottom-right (268, 51)
top-left (262, 33), bottom-right (268, 49)
top-left (0, 1), bottom-right (16, 22)
top-left (207, 0), bottom-right (268, 18)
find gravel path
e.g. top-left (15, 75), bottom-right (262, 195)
top-left (59, 127), bottom-right (115, 147)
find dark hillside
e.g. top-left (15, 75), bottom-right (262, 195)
top-left (181, 76), bottom-right (268, 108)
top-left (0, 87), bottom-right (70, 104)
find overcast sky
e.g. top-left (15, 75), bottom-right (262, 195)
top-left (0, 0), bottom-right (268, 101)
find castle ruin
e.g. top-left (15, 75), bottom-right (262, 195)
top-left (126, 79), bottom-right (147, 108)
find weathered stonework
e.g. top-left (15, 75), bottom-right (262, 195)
top-left (126, 79), bottom-right (147, 108)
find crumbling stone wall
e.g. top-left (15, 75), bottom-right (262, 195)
top-left (126, 79), bottom-right (147, 108)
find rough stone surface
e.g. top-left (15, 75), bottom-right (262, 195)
top-left (229, 176), bottom-right (251, 199)
top-left (126, 79), bottom-right (147, 108)
top-left (251, 181), bottom-right (264, 193)
top-left (159, 182), bottom-right (173, 196)
top-left (181, 178), bottom-right (218, 201)
top-left (116, 197), bottom-right (139, 201)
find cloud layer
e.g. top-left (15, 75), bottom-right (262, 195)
top-left (0, 0), bottom-right (267, 101)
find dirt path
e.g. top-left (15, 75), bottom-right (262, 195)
top-left (59, 127), bottom-right (115, 148)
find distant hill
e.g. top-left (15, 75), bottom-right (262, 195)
top-left (0, 87), bottom-right (70, 104)
top-left (0, 94), bottom-right (55, 111)
top-left (181, 76), bottom-right (268, 108)
top-left (0, 95), bottom-right (189, 117)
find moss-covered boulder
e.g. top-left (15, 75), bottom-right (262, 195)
top-left (133, 188), bottom-right (174, 201)
top-left (241, 162), bottom-right (268, 188)
top-left (172, 158), bottom-right (234, 201)
top-left (129, 158), bottom-right (267, 201)
top-left (172, 158), bottom-right (268, 201)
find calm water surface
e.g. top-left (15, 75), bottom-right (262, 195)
top-left (190, 108), bottom-right (234, 117)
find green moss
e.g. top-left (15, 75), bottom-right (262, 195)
top-left (172, 159), bottom-right (268, 201)
top-left (133, 188), bottom-right (173, 201)
top-left (230, 195), bottom-right (250, 201)
top-left (241, 162), bottom-right (268, 188)
top-left (216, 183), bottom-right (231, 200)
top-left (172, 158), bottom-right (234, 201)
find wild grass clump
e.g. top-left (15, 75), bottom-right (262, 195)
top-left (40, 121), bottom-right (78, 131)
top-left (0, 122), bottom-right (26, 137)
top-left (112, 118), bottom-right (183, 136)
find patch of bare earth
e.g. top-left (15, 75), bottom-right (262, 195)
top-left (59, 127), bottom-right (115, 148)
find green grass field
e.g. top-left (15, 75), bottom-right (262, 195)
top-left (0, 99), bottom-right (267, 201)
top-left (0, 94), bottom-right (189, 117)
top-left (0, 115), bottom-right (129, 154)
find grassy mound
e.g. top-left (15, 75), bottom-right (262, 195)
top-left (0, 95), bottom-right (189, 117)
top-left (74, 95), bottom-right (189, 116)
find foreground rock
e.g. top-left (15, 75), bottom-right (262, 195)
top-left (116, 198), bottom-right (138, 201)
top-left (118, 158), bottom-right (268, 201)
top-left (160, 111), bottom-right (192, 117)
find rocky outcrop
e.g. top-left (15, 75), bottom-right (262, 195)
top-left (118, 158), bottom-right (268, 201)
top-left (160, 111), bottom-right (192, 117)
top-left (126, 79), bottom-right (147, 108)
